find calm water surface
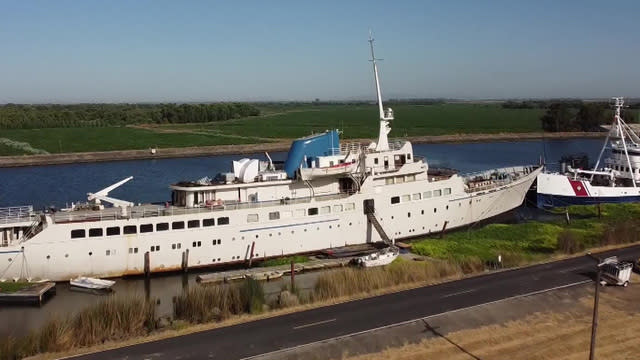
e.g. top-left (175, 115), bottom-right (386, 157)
top-left (0, 138), bottom-right (604, 337)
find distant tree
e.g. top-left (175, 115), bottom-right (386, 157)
top-left (575, 103), bottom-right (606, 131)
top-left (541, 103), bottom-right (574, 132)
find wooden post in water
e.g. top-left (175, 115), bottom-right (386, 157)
top-left (248, 241), bottom-right (255, 268)
top-left (440, 221), bottom-right (449, 239)
top-left (181, 249), bottom-right (189, 273)
top-left (290, 260), bottom-right (295, 291)
top-left (597, 203), bottom-right (602, 218)
top-left (144, 251), bottom-right (150, 278)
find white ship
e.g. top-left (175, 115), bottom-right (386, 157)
top-left (0, 35), bottom-right (542, 281)
top-left (537, 97), bottom-right (640, 208)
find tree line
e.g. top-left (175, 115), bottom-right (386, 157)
top-left (538, 101), bottom-right (637, 132)
top-left (0, 103), bottom-right (260, 129)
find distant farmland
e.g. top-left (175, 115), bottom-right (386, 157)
top-left (0, 104), bottom-right (545, 155)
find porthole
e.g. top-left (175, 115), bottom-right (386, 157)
top-left (65, 254), bottom-right (69, 258)
top-left (46, 255), bottom-right (50, 259)
top-left (349, 222), bottom-right (352, 226)
top-left (255, 234), bottom-right (259, 238)
top-left (316, 227), bottom-right (320, 231)
top-left (446, 205), bottom-right (449, 210)
top-left (217, 258), bottom-right (221, 261)
top-left (7, 258), bottom-right (11, 262)
top-left (434, 208), bottom-right (437, 213)
top-left (269, 233), bottom-right (272, 237)
top-left (304, 229), bottom-right (307, 232)
top-left (89, 252), bottom-right (93, 256)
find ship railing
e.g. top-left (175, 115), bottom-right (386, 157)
top-left (0, 205), bottom-right (35, 224)
top-left (51, 192), bottom-right (356, 223)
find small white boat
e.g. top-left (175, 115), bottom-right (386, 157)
top-left (353, 247), bottom-right (399, 267)
top-left (70, 276), bottom-right (116, 290)
top-left (299, 161), bottom-right (358, 180)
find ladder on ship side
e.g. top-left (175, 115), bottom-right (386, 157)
top-left (363, 200), bottom-right (394, 247)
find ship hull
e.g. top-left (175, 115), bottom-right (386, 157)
top-left (0, 167), bottom-right (541, 281)
top-left (536, 172), bottom-right (640, 208)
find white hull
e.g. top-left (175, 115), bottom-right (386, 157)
top-left (0, 166), bottom-right (540, 281)
top-left (70, 276), bottom-right (115, 290)
top-left (537, 172), bottom-right (640, 207)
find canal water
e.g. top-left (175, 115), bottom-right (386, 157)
top-left (0, 138), bottom-right (604, 337)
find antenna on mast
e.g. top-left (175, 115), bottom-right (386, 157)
top-left (368, 30), bottom-right (393, 152)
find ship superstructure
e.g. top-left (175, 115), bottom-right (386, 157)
top-left (537, 97), bottom-right (640, 207)
top-left (0, 36), bottom-right (542, 281)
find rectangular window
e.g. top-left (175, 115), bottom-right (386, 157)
top-left (89, 228), bottom-right (103, 237)
top-left (106, 249), bottom-right (110, 256)
top-left (203, 218), bottom-right (215, 227)
top-left (391, 196), bottom-right (400, 204)
top-left (374, 158), bottom-right (379, 165)
top-left (423, 191), bottom-right (432, 198)
top-left (156, 222), bottom-right (169, 231)
top-left (188, 220), bottom-right (200, 228)
top-left (385, 177), bottom-right (394, 185)
top-left (281, 210), bottom-right (292, 219)
top-left (269, 211), bottom-right (280, 220)
top-left (434, 189), bottom-right (442, 197)
top-left (140, 224), bottom-right (153, 233)
top-left (71, 229), bottom-right (85, 238)
top-left (172, 221), bottom-right (185, 230)
top-left (395, 176), bottom-right (404, 184)
top-left (172, 244), bottom-right (176, 250)
top-left (295, 209), bottom-right (306, 217)
top-left (128, 248), bottom-right (134, 254)
top-left (177, 243), bottom-right (181, 249)
top-left (106, 227), bottom-right (120, 236)
top-left (412, 193), bottom-right (421, 201)
top-left (405, 175), bottom-right (415, 182)
top-left (444, 188), bottom-right (452, 195)
top-left (401, 194), bottom-right (411, 202)
top-left (308, 207), bottom-right (318, 216)
top-left (247, 214), bottom-right (259, 222)
top-left (344, 203), bottom-right (355, 211)
top-left (333, 204), bottom-right (343, 213)
top-left (156, 246), bottom-right (160, 251)
top-left (319, 206), bottom-right (331, 214)
top-left (123, 225), bottom-right (137, 235)
top-left (218, 217), bottom-right (229, 225)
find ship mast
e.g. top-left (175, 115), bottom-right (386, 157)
top-left (369, 31), bottom-right (393, 152)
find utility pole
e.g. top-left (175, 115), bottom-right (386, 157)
top-left (588, 254), bottom-right (617, 360)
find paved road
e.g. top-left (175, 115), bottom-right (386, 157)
top-left (72, 246), bottom-right (640, 360)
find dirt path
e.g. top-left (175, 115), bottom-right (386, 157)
top-left (0, 132), bottom-right (604, 168)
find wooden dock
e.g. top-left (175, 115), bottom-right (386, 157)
top-left (196, 258), bottom-right (352, 284)
top-left (0, 282), bottom-right (56, 306)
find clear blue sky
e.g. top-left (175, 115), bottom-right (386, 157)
top-left (1, 0), bottom-right (639, 103)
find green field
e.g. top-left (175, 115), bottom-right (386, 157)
top-left (411, 203), bottom-right (640, 266)
top-left (0, 104), bottom-right (545, 155)
top-left (169, 104), bottom-right (545, 139)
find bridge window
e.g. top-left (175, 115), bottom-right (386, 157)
top-left (218, 217), bottom-right (229, 225)
top-left (203, 218), bottom-right (215, 227)
top-left (106, 227), bottom-right (120, 236)
top-left (374, 158), bottom-right (379, 165)
top-left (89, 228), bottom-right (103, 237)
top-left (333, 204), bottom-right (343, 212)
top-left (156, 222), bottom-right (169, 231)
top-left (71, 229), bottom-right (85, 239)
top-left (401, 194), bottom-right (411, 202)
top-left (405, 175), bottom-right (415, 182)
top-left (319, 206), bottom-right (331, 214)
top-left (344, 203), bottom-right (355, 211)
top-left (391, 196), bottom-right (400, 204)
top-left (433, 189), bottom-right (442, 197)
top-left (412, 193), bottom-right (421, 200)
top-left (188, 220), bottom-right (200, 228)
top-left (269, 211), bottom-right (280, 220)
top-left (172, 221), bottom-right (185, 230)
top-left (123, 225), bottom-right (137, 234)
top-left (423, 191), bottom-right (432, 198)
top-left (395, 176), bottom-right (404, 184)
top-left (247, 214), bottom-right (259, 222)
top-left (308, 208), bottom-right (319, 216)
top-left (281, 211), bottom-right (292, 218)
top-left (444, 188), bottom-right (451, 195)
top-left (385, 177), bottom-right (394, 185)
top-left (140, 224), bottom-right (153, 233)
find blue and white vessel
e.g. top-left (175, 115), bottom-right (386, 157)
top-left (0, 36), bottom-right (542, 281)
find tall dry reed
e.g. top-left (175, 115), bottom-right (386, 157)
top-left (0, 296), bottom-right (156, 360)
top-left (313, 260), bottom-right (467, 301)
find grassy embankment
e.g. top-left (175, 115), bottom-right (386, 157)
top-left (4, 203), bottom-right (637, 360)
top-left (0, 282), bottom-right (35, 293)
top-left (0, 104), bottom-right (544, 155)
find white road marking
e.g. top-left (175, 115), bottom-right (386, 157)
top-left (442, 289), bottom-right (476, 298)
top-left (293, 318), bottom-right (337, 330)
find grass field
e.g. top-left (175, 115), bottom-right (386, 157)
top-left (167, 104), bottom-right (545, 139)
top-left (0, 127), bottom-right (268, 155)
top-left (0, 104), bottom-right (545, 155)
top-left (411, 203), bottom-right (640, 266)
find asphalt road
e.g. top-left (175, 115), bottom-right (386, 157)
top-left (71, 245), bottom-right (640, 360)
